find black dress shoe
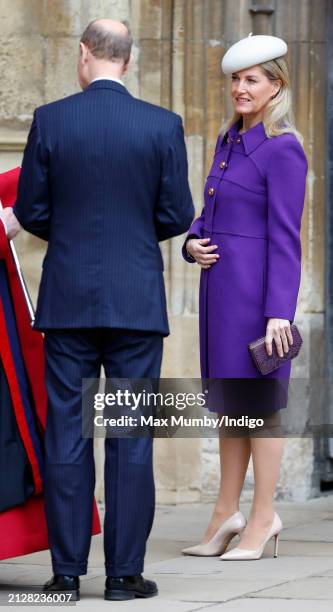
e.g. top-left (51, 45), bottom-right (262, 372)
top-left (43, 574), bottom-right (80, 601)
top-left (105, 574), bottom-right (158, 600)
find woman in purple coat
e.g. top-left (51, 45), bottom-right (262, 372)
top-left (182, 35), bottom-right (307, 560)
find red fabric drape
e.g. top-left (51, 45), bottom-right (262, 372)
top-left (0, 168), bottom-right (101, 561)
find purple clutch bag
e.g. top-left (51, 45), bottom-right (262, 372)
top-left (248, 323), bottom-right (303, 375)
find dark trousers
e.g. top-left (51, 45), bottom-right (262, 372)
top-left (43, 328), bottom-right (163, 577)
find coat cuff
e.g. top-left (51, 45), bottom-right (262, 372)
top-left (182, 233), bottom-right (200, 263)
top-left (0, 220), bottom-right (8, 259)
top-left (265, 313), bottom-right (294, 324)
top-left (0, 217), bottom-right (7, 236)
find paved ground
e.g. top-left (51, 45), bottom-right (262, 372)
top-left (0, 496), bottom-right (332, 610)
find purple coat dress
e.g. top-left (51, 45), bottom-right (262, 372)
top-left (183, 120), bottom-right (307, 416)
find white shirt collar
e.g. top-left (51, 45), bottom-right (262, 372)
top-left (90, 77), bottom-right (124, 86)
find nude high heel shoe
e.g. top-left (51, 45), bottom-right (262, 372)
top-left (220, 512), bottom-right (282, 560)
top-left (182, 511), bottom-right (246, 557)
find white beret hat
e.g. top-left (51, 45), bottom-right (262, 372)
top-left (221, 34), bottom-right (288, 75)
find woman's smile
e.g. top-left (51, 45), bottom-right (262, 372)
top-left (235, 96), bottom-right (251, 104)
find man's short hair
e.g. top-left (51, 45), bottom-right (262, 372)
top-left (80, 20), bottom-right (133, 64)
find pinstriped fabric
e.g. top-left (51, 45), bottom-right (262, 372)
top-left (43, 328), bottom-right (162, 576)
top-left (14, 80), bottom-right (195, 333)
top-left (11, 81), bottom-right (191, 578)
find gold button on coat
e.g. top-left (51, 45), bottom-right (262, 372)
top-left (220, 161), bottom-right (227, 169)
top-left (208, 187), bottom-right (215, 196)
top-left (236, 137), bottom-right (241, 143)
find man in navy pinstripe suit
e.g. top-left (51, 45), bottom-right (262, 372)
top-left (10, 19), bottom-right (194, 601)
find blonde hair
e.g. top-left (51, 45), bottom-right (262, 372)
top-left (223, 57), bottom-right (303, 144)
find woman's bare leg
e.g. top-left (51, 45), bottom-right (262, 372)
top-left (237, 435), bottom-right (284, 549)
top-left (202, 434), bottom-right (251, 543)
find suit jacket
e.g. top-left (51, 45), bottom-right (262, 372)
top-left (0, 168), bottom-right (101, 560)
top-left (14, 80), bottom-right (194, 333)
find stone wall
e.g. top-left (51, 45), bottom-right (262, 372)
top-left (0, 0), bottom-right (328, 502)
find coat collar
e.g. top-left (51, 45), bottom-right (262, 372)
top-left (85, 79), bottom-right (131, 97)
top-left (226, 120), bottom-right (267, 155)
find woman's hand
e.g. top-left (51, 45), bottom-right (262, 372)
top-left (265, 318), bottom-right (293, 357)
top-left (186, 237), bottom-right (219, 269)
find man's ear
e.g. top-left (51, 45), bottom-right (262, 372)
top-left (122, 52), bottom-right (134, 75)
top-left (79, 42), bottom-right (89, 63)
